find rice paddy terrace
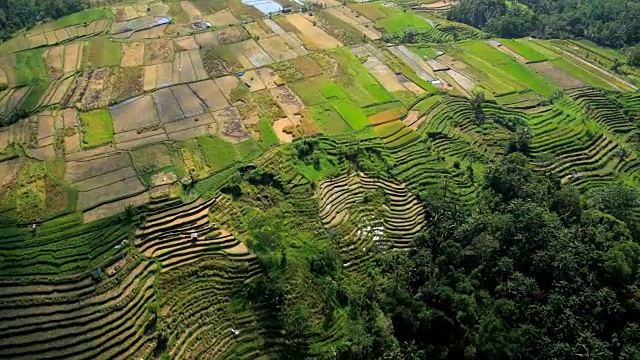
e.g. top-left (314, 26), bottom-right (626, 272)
top-left (0, 0), bottom-right (639, 358)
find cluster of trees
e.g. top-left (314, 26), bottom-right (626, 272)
top-left (239, 150), bottom-right (640, 358)
top-left (0, 0), bottom-right (86, 42)
top-left (448, 0), bottom-right (640, 49)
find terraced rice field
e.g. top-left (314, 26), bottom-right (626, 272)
top-left (0, 1), bottom-right (639, 358)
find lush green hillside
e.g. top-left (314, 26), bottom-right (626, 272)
top-left (0, 0), bottom-right (639, 359)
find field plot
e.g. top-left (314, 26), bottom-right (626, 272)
top-left (86, 38), bottom-right (123, 68)
top-left (174, 36), bottom-right (200, 51)
top-left (80, 109), bottom-right (115, 148)
top-left (324, 6), bottom-right (382, 40)
top-left (319, 172), bottom-right (425, 258)
top-left (143, 38), bottom-right (174, 65)
top-left (528, 61), bottom-right (587, 89)
top-left (228, 39), bottom-right (274, 69)
top-left (204, 10), bottom-right (240, 27)
top-left (121, 41), bottom-right (145, 67)
top-left (181, 1), bottom-right (203, 21)
top-left (213, 107), bottom-right (251, 143)
top-left (353, 44), bottom-right (424, 94)
top-left (64, 67), bottom-right (110, 110)
top-left (284, 13), bottom-right (343, 50)
top-left (110, 95), bottom-right (160, 133)
top-left (37, 75), bottom-right (76, 108)
top-left (258, 36), bottom-right (298, 61)
top-left (194, 26), bottom-right (250, 48)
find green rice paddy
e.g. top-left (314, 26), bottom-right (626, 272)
top-left (80, 109), bottom-right (115, 148)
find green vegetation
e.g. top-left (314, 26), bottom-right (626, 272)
top-left (498, 38), bottom-right (549, 62)
top-left (0, 0), bottom-right (87, 42)
top-left (51, 8), bottom-right (113, 28)
top-left (14, 50), bottom-right (47, 86)
top-left (449, 0), bottom-right (640, 48)
top-left (86, 38), bottom-right (123, 68)
top-left (310, 103), bottom-right (353, 135)
top-left (79, 109), bottom-right (115, 148)
top-left (257, 117), bottom-right (279, 149)
top-left (331, 98), bottom-right (369, 130)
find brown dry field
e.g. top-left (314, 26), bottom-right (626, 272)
top-left (115, 127), bottom-right (167, 144)
top-left (285, 13), bottom-right (342, 50)
top-left (180, 1), bottom-right (203, 21)
top-left (153, 87), bottom-right (185, 123)
top-left (194, 26), bottom-right (249, 48)
top-left (64, 42), bottom-right (83, 73)
top-left (189, 80), bottom-right (230, 110)
top-left (83, 191), bottom-right (150, 223)
top-left (77, 176), bottom-right (145, 210)
top-left (215, 75), bottom-right (240, 101)
top-left (130, 25), bottom-right (169, 40)
top-left (156, 62), bottom-right (174, 86)
top-left (212, 107), bottom-right (250, 143)
top-left (172, 51), bottom-right (197, 83)
top-left (65, 153), bottom-right (131, 183)
top-left (29, 144), bottom-right (56, 160)
top-left (43, 30), bottom-right (57, 44)
top-left (361, 55), bottom-right (407, 92)
top-left (205, 10), bottom-right (239, 27)
top-left (164, 112), bottom-right (217, 134)
top-left (144, 39), bottom-right (175, 65)
top-left (110, 95), bottom-right (160, 133)
top-left (73, 166), bottom-right (138, 192)
top-left (414, 1), bottom-right (450, 9)
top-left (116, 132), bottom-right (169, 151)
top-left (528, 61), bottom-right (586, 88)
top-left (143, 65), bottom-right (158, 91)
top-left (369, 108), bottom-right (405, 124)
top-left (188, 50), bottom-right (208, 80)
top-left (174, 36), bottom-right (200, 51)
top-left (258, 36), bottom-right (297, 62)
top-left (121, 42), bottom-right (145, 67)
top-left (426, 59), bottom-right (449, 71)
top-left (172, 84), bottom-right (206, 117)
top-left (37, 114), bottom-right (56, 140)
top-left (445, 69), bottom-right (476, 94)
top-left (241, 69), bottom-right (266, 91)
top-left (44, 46), bottom-right (65, 79)
top-left (396, 74), bottom-right (426, 95)
top-left (0, 158), bottom-right (19, 187)
top-left (324, 7), bottom-right (381, 40)
top-left (238, 39), bottom-right (274, 68)
top-left (256, 67), bottom-right (280, 88)
top-left (270, 85), bottom-right (304, 117)
top-left (272, 117), bottom-right (293, 143)
top-left (244, 22), bottom-right (274, 39)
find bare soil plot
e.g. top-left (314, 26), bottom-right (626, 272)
top-left (285, 13), bottom-right (342, 50)
top-left (361, 54), bottom-right (407, 92)
top-left (143, 65), bottom-right (158, 91)
top-left (44, 46), bottom-right (65, 80)
top-left (144, 39), bottom-right (175, 65)
top-left (272, 117), bottom-right (294, 143)
top-left (325, 6), bottom-right (381, 40)
top-left (445, 69), bottom-right (475, 93)
top-left (426, 59), bottom-right (449, 71)
top-left (0, 158), bottom-right (19, 187)
top-left (240, 69), bottom-right (266, 91)
top-left (121, 42), bottom-right (145, 67)
top-left (205, 10), bottom-right (239, 27)
top-left (258, 36), bottom-right (297, 62)
top-left (528, 61), bottom-right (586, 89)
top-left (152, 87), bottom-right (184, 123)
top-left (116, 132), bottom-right (169, 150)
top-left (150, 3), bottom-right (170, 16)
top-left (174, 36), bottom-right (200, 51)
top-left (257, 67), bottom-right (280, 88)
top-left (114, 127), bottom-right (166, 144)
top-left (171, 84), bottom-right (206, 117)
top-left (164, 112), bottom-right (217, 135)
top-left (63, 42), bottom-right (84, 73)
top-left (83, 192), bottom-right (149, 223)
top-left (73, 166), bottom-right (138, 191)
top-left (110, 95), bottom-right (160, 133)
top-left (262, 19), bottom-right (308, 56)
top-left (244, 21), bottom-right (274, 39)
top-left (194, 26), bottom-right (250, 47)
top-left (188, 49), bottom-right (208, 80)
top-left (396, 74), bottom-right (426, 95)
top-left (181, 1), bottom-right (203, 22)
top-left (270, 85), bottom-right (304, 117)
top-left (229, 39), bottom-right (274, 68)
top-left (189, 80), bottom-right (230, 110)
top-left (390, 45), bottom-right (436, 81)
top-left (29, 144), bottom-right (56, 160)
top-left (77, 176), bottom-right (146, 210)
top-left (171, 51), bottom-right (197, 83)
top-left (215, 75), bottom-right (240, 101)
top-left (129, 25), bottom-right (169, 40)
top-left (156, 62), bottom-right (174, 87)
top-left (65, 153), bottom-right (131, 183)
top-left (213, 107), bottom-right (251, 143)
